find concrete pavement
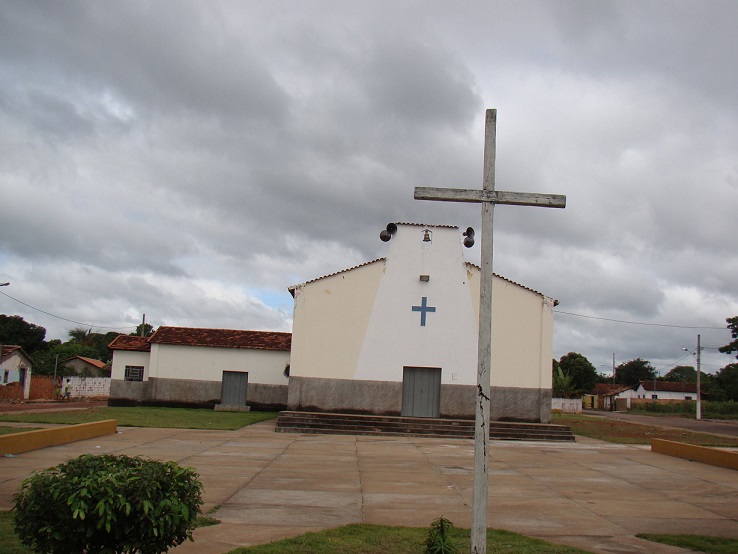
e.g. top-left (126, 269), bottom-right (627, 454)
top-left (1, 419), bottom-right (737, 553)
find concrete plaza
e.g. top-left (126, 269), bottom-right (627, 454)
top-left (1, 419), bottom-right (737, 553)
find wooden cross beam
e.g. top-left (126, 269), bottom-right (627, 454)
top-left (414, 109), bottom-right (565, 554)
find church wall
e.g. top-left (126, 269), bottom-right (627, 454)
top-left (287, 376), bottom-right (401, 414)
top-left (290, 261), bottom-right (385, 380)
top-left (287, 376), bottom-right (549, 421)
top-left (467, 270), bottom-right (554, 390)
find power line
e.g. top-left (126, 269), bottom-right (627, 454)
top-left (0, 290), bottom-right (132, 332)
top-left (554, 310), bottom-right (727, 330)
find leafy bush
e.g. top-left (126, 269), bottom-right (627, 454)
top-left (13, 454), bottom-right (203, 554)
top-left (425, 516), bottom-right (460, 554)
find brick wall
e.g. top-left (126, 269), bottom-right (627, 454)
top-left (30, 375), bottom-right (59, 400)
top-left (0, 382), bottom-right (23, 401)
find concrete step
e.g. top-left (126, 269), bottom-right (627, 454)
top-left (275, 411), bottom-right (575, 442)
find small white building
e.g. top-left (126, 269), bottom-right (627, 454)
top-left (288, 223), bottom-right (557, 423)
top-left (108, 327), bottom-right (291, 409)
top-left (0, 345), bottom-right (32, 400)
top-left (635, 381), bottom-right (697, 401)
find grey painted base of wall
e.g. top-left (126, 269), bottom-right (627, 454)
top-left (287, 376), bottom-right (552, 423)
top-left (109, 378), bottom-right (288, 411)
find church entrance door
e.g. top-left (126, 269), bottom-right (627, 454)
top-left (401, 367), bottom-right (441, 418)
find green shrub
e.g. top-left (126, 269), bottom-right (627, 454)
top-left (425, 516), bottom-right (460, 554)
top-left (13, 454), bottom-right (203, 554)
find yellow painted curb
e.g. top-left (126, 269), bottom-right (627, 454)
top-left (0, 420), bottom-right (117, 455)
top-left (651, 438), bottom-right (738, 471)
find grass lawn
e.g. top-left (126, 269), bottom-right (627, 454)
top-left (0, 426), bottom-right (41, 436)
top-left (0, 406), bottom-right (278, 430)
top-left (553, 413), bottom-right (738, 447)
top-left (225, 524), bottom-right (591, 553)
top-left (637, 533), bottom-right (738, 553)
top-left (0, 512), bottom-right (32, 554)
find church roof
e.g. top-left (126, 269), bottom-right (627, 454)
top-left (288, 258), bottom-right (387, 296)
top-left (149, 326), bottom-right (292, 351)
top-left (288, 258), bottom-right (550, 300)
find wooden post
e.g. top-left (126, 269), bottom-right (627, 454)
top-left (414, 109), bottom-right (565, 553)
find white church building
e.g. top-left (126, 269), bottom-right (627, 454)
top-left (288, 222), bottom-right (556, 423)
top-left (107, 222), bottom-right (557, 423)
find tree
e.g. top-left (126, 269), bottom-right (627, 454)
top-left (552, 367), bottom-right (578, 398)
top-left (615, 358), bottom-right (656, 388)
top-left (0, 314), bottom-right (47, 354)
top-left (719, 316), bottom-right (738, 358)
top-left (715, 363), bottom-right (738, 402)
top-left (68, 327), bottom-right (94, 345)
top-left (558, 352), bottom-right (598, 394)
top-left (132, 323), bottom-right (155, 337)
top-left (663, 365), bottom-right (696, 383)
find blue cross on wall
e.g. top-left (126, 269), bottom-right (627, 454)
top-left (412, 297), bottom-right (436, 326)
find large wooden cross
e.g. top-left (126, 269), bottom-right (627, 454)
top-left (414, 109), bottom-right (566, 554)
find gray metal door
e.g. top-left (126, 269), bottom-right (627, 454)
top-left (221, 371), bottom-right (248, 407)
top-left (401, 367), bottom-right (441, 418)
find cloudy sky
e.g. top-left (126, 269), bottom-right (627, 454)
top-left (1, 1), bottom-right (736, 376)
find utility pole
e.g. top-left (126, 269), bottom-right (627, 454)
top-left (696, 334), bottom-right (701, 420)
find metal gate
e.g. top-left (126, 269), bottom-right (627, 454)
top-left (221, 371), bottom-right (248, 407)
top-left (401, 367), bottom-right (441, 418)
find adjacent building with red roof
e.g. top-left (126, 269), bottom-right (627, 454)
top-left (109, 327), bottom-right (291, 409)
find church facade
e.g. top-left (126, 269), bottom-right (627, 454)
top-left (288, 223), bottom-right (556, 423)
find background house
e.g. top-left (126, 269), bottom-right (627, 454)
top-left (635, 381), bottom-right (697, 401)
top-left (0, 345), bottom-right (32, 401)
top-left (61, 355), bottom-right (109, 377)
top-left (288, 223), bottom-right (556, 423)
top-left (108, 327), bottom-right (291, 409)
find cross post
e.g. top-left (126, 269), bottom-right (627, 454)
top-left (414, 109), bottom-right (565, 553)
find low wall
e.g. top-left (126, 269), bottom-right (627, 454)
top-left (29, 376), bottom-right (111, 400)
top-left (0, 420), bottom-right (118, 455)
top-left (651, 438), bottom-right (738, 471)
top-left (29, 375), bottom-right (57, 400)
top-left (552, 398), bottom-right (583, 414)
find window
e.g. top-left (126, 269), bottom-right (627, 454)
top-left (651, 394), bottom-right (658, 400)
top-left (685, 395), bottom-right (692, 400)
top-left (124, 366), bottom-right (144, 382)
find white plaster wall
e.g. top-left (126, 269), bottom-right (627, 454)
top-left (290, 260), bottom-right (385, 379)
top-left (636, 386), bottom-right (694, 400)
top-left (354, 226), bottom-right (477, 384)
top-left (150, 344), bottom-right (289, 385)
top-left (110, 350), bottom-right (150, 381)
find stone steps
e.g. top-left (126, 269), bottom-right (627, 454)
top-left (275, 411), bottom-right (575, 442)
